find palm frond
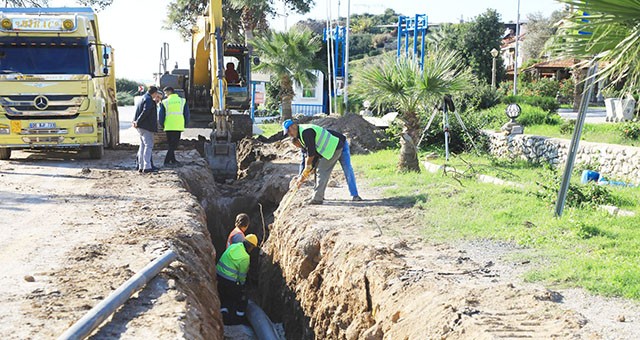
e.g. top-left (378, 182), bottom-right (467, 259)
top-left (553, 0), bottom-right (640, 91)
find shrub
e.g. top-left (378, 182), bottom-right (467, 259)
top-left (558, 78), bottom-right (575, 104)
top-left (116, 92), bottom-right (134, 106)
top-left (518, 105), bottom-right (562, 126)
top-left (619, 122), bottom-right (640, 140)
top-left (503, 95), bottom-right (560, 113)
top-left (116, 78), bottom-right (144, 94)
top-left (559, 119), bottom-right (575, 135)
top-left (475, 104), bottom-right (509, 130)
top-left (477, 103), bottom-right (561, 129)
top-left (457, 84), bottom-right (503, 113)
top-left (535, 169), bottom-right (613, 208)
top-left (521, 78), bottom-right (560, 98)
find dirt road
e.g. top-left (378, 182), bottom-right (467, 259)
top-left (0, 145), bottom-right (222, 339)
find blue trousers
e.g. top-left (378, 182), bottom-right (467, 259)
top-left (339, 141), bottom-right (359, 197)
top-left (300, 141), bottom-right (359, 197)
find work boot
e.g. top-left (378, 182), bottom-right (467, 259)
top-left (353, 196), bottom-right (363, 201)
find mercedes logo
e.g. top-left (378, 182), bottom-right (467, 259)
top-left (33, 95), bottom-right (49, 111)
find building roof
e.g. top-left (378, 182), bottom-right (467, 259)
top-left (529, 58), bottom-right (580, 70)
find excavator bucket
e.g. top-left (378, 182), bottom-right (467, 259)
top-left (204, 139), bottom-right (238, 181)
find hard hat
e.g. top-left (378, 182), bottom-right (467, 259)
top-left (282, 119), bottom-right (294, 135)
top-left (245, 234), bottom-right (259, 247)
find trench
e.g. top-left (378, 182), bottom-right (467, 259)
top-left (177, 152), bottom-right (311, 339)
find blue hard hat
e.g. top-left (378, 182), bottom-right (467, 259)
top-left (282, 119), bottom-right (294, 135)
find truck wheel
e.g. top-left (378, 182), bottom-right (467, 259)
top-left (0, 148), bottom-right (11, 160)
top-left (88, 145), bottom-right (104, 159)
top-left (88, 130), bottom-right (106, 159)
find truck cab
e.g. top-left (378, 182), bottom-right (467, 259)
top-left (0, 7), bottom-right (119, 160)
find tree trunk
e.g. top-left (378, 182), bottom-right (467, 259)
top-left (573, 67), bottom-right (587, 111)
top-left (243, 18), bottom-right (255, 55)
top-left (397, 111), bottom-right (421, 172)
top-left (280, 76), bottom-right (294, 122)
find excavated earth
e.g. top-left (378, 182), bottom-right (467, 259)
top-left (0, 149), bottom-right (223, 339)
top-left (2, 118), bottom-right (639, 340)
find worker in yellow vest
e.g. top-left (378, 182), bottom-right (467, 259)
top-left (216, 234), bottom-right (259, 323)
top-left (159, 87), bottom-right (190, 167)
top-left (283, 119), bottom-right (362, 205)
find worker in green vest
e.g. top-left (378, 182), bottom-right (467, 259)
top-left (159, 87), bottom-right (190, 167)
top-left (283, 119), bottom-right (362, 205)
top-left (216, 234), bottom-right (258, 323)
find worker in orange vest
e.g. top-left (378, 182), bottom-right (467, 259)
top-left (226, 213), bottom-right (250, 249)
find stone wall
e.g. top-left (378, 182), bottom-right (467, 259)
top-left (485, 131), bottom-right (640, 184)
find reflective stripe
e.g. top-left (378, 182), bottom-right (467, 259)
top-left (317, 128), bottom-right (331, 155)
top-left (299, 124), bottom-right (340, 159)
top-left (216, 271), bottom-right (239, 283)
top-left (236, 311), bottom-right (245, 317)
top-left (162, 94), bottom-right (186, 131)
top-left (218, 262), bottom-right (247, 278)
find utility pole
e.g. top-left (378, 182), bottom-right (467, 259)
top-left (344, 0), bottom-right (350, 112)
top-left (513, 0), bottom-right (521, 95)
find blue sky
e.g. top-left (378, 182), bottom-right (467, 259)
top-left (47, 0), bottom-right (563, 82)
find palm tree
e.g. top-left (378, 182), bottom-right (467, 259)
top-left (228, 0), bottom-right (270, 51)
top-left (252, 28), bottom-right (322, 121)
top-left (553, 1), bottom-right (640, 94)
top-left (353, 51), bottom-right (473, 172)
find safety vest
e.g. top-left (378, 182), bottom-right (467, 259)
top-left (216, 243), bottom-right (250, 284)
top-left (298, 124), bottom-right (340, 160)
top-left (226, 227), bottom-right (245, 249)
top-left (162, 94), bottom-right (186, 131)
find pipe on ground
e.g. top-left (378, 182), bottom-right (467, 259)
top-left (246, 299), bottom-right (279, 340)
top-left (58, 249), bottom-right (178, 340)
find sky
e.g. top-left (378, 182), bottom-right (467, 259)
top-left (46, 0), bottom-right (564, 83)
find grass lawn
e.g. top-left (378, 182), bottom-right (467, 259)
top-left (352, 149), bottom-right (640, 300)
top-left (526, 123), bottom-right (640, 147)
top-left (257, 123), bottom-right (281, 138)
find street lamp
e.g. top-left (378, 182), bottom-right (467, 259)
top-left (502, 103), bottom-right (524, 135)
top-left (490, 48), bottom-right (499, 89)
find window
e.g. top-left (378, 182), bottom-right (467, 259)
top-left (0, 41), bottom-right (90, 75)
top-left (303, 87), bottom-right (316, 98)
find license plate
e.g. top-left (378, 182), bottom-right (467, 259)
top-left (29, 122), bottom-right (56, 129)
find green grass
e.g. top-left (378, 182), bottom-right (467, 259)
top-left (257, 123), bottom-right (281, 138)
top-left (352, 149), bottom-right (640, 299)
top-left (526, 123), bottom-right (640, 147)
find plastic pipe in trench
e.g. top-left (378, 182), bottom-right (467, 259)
top-left (58, 249), bottom-right (178, 340)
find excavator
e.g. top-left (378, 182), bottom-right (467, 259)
top-left (162, 0), bottom-right (256, 180)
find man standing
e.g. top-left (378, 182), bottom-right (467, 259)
top-left (216, 234), bottom-right (258, 324)
top-left (283, 119), bottom-right (362, 204)
top-left (133, 86), bottom-right (161, 173)
top-left (159, 87), bottom-right (190, 167)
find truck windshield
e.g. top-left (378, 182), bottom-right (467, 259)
top-left (0, 44), bottom-right (90, 75)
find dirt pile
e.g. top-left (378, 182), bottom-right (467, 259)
top-left (236, 138), bottom-right (300, 180)
top-left (257, 182), bottom-right (603, 339)
top-left (296, 114), bottom-right (384, 154)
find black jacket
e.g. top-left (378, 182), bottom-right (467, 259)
top-left (134, 93), bottom-right (158, 132)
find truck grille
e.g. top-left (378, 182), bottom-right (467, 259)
top-left (0, 95), bottom-right (85, 117)
top-left (20, 128), bottom-right (68, 135)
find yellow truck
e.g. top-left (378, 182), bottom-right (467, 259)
top-left (0, 7), bottom-right (119, 160)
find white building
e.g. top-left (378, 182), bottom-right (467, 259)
top-left (291, 70), bottom-right (325, 116)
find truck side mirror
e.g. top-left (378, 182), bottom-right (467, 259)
top-left (253, 57), bottom-right (260, 66)
top-left (103, 67), bottom-right (109, 75)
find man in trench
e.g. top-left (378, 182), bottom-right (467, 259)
top-left (216, 234), bottom-right (259, 324)
top-left (283, 119), bottom-right (362, 204)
